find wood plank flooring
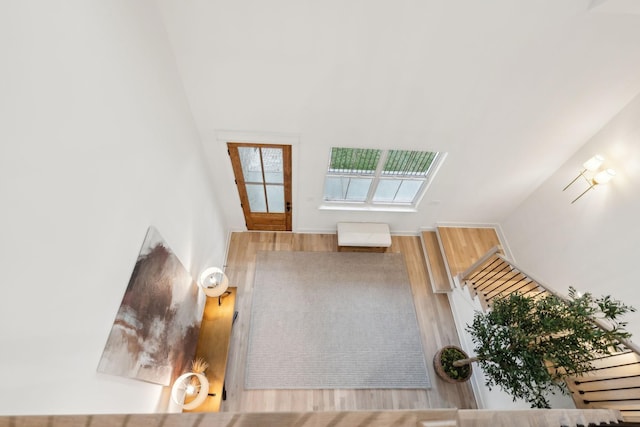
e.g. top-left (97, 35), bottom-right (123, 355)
top-left (220, 232), bottom-right (477, 412)
top-left (437, 227), bottom-right (501, 278)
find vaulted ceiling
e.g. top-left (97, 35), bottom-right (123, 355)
top-left (156, 0), bottom-right (640, 231)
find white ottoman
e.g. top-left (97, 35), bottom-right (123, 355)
top-left (337, 222), bottom-right (392, 252)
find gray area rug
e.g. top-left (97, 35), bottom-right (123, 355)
top-left (245, 251), bottom-right (430, 389)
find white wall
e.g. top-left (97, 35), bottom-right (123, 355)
top-left (501, 91), bottom-right (640, 342)
top-left (0, 1), bottom-right (226, 415)
top-left (202, 131), bottom-right (451, 235)
top-left (158, 1), bottom-right (640, 236)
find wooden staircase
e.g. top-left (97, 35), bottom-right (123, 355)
top-left (567, 350), bottom-right (640, 419)
top-left (421, 230), bottom-right (451, 293)
top-left (430, 227), bottom-right (640, 422)
top-left (420, 226), bottom-right (501, 294)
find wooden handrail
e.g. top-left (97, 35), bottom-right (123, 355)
top-left (459, 246), bottom-right (640, 417)
top-left (458, 245), bottom-right (503, 283)
top-left (0, 408), bottom-right (623, 427)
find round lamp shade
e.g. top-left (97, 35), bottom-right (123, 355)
top-left (171, 372), bottom-right (209, 410)
top-left (198, 267), bottom-right (229, 298)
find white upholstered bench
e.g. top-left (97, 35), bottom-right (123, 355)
top-left (337, 222), bottom-right (392, 252)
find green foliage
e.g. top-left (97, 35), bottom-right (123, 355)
top-left (465, 287), bottom-right (635, 408)
top-left (383, 150), bottom-right (436, 174)
top-left (440, 347), bottom-right (472, 380)
top-left (329, 148), bottom-right (381, 172)
top-left (328, 147), bottom-right (437, 174)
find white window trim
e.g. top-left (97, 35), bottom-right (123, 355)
top-left (320, 150), bottom-right (446, 212)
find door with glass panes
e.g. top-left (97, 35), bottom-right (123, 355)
top-left (227, 143), bottom-right (292, 231)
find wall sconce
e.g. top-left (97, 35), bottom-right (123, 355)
top-left (563, 154), bottom-right (616, 203)
top-left (199, 267), bottom-right (231, 305)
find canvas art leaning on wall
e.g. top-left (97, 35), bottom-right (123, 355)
top-left (97, 226), bottom-right (203, 386)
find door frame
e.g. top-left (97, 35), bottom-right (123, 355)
top-left (227, 142), bottom-right (292, 231)
top-left (217, 131), bottom-right (299, 232)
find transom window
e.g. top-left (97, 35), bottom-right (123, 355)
top-left (323, 147), bottom-right (443, 209)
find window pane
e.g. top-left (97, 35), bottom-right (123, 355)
top-left (266, 184), bottom-right (284, 212)
top-left (322, 148), bottom-right (443, 208)
top-left (261, 147), bottom-right (283, 184)
top-left (329, 147), bottom-right (381, 174)
top-left (324, 176), bottom-right (348, 200)
top-left (246, 184), bottom-right (267, 212)
top-left (382, 150), bottom-right (436, 177)
top-left (345, 178), bottom-right (372, 201)
top-left (373, 179), bottom-right (401, 202)
top-left (239, 147), bottom-right (264, 183)
top-left (395, 180), bottom-right (423, 202)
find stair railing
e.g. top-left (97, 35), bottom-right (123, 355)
top-left (457, 246), bottom-right (640, 421)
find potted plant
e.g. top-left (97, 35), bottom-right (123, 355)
top-left (437, 287), bottom-right (635, 408)
top-left (434, 345), bottom-right (472, 383)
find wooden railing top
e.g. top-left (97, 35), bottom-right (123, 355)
top-left (0, 408), bottom-right (622, 427)
top-left (458, 245), bottom-right (503, 282)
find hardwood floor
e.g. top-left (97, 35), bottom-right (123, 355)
top-left (437, 227), bottom-right (501, 277)
top-left (220, 232), bottom-right (477, 412)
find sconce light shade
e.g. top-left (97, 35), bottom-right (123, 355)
top-left (171, 372), bottom-right (209, 410)
top-left (198, 267), bottom-right (229, 298)
top-left (583, 155), bottom-right (604, 172)
top-left (565, 154), bottom-right (617, 203)
top-left (593, 168), bottom-right (616, 185)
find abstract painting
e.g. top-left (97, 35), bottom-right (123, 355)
top-left (97, 226), bottom-right (204, 386)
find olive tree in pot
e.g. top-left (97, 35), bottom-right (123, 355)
top-left (435, 287), bottom-right (635, 408)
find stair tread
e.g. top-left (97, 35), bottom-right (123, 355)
top-left (421, 231), bottom-right (452, 293)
